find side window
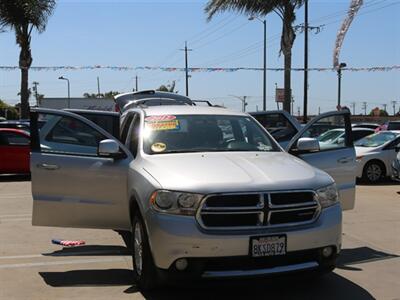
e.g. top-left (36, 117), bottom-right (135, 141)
top-left (291, 114), bottom-right (350, 152)
top-left (352, 130), bottom-right (372, 142)
top-left (129, 115), bottom-right (141, 157)
top-left (38, 113), bottom-right (107, 156)
top-left (0, 133), bottom-right (6, 145)
top-left (1, 132), bottom-right (29, 145)
top-left (253, 113), bottom-right (297, 142)
top-left (385, 137), bottom-right (400, 150)
top-left (121, 113), bottom-right (134, 144)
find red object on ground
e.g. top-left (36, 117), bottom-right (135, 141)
top-left (52, 239), bottom-right (86, 247)
top-left (0, 128), bottom-right (30, 174)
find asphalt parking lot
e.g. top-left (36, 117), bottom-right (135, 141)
top-left (0, 177), bottom-right (399, 300)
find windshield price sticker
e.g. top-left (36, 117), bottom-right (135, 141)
top-left (146, 120), bottom-right (180, 131)
top-left (145, 115), bottom-right (176, 122)
top-left (251, 235), bottom-right (286, 257)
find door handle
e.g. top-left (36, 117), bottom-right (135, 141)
top-left (337, 157), bottom-right (353, 164)
top-left (37, 163), bottom-right (60, 170)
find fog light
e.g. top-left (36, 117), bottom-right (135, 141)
top-left (322, 246), bottom-right (334, 258)
top-left (175, 258), bottom-right (188, 271)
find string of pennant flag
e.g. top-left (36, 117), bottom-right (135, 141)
top-left (0, 65), bottom-right (399, 72)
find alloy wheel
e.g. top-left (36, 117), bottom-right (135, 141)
top-left (366, 163), bottom-right (382, 182)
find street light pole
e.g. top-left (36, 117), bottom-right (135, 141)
top-left (229, 95), bottom-right (248, 112)
top-left (262, 19), bottom-right (266, 111)
top-left (249, 16), bottom-right (267, 111)
top-left (303, 0), bottom-right (308, 122)
top-left (337, 62), bottom-right (346, 109)
top-left (58, 76), bottom-right (70, 108)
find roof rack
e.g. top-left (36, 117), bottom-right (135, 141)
top-left (192, 100), bottom-right (213, 107)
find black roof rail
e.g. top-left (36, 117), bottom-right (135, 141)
top-left (192, 100), bottom-right (213, 107)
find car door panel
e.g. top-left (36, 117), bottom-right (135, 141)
top-left (286, 111), bottom-right (356, 210)
top-left (30, 108), bottom-right (132, 230)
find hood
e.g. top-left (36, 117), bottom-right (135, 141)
top-left (142, 151), bottom-right (333, 194)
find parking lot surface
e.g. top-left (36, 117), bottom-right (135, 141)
top-left (0, 177), bottom-right (399, 300)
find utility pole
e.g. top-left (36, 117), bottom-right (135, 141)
top-left (362, 102), bottom-right (367, 116)
top-left (180, 41), bottom-right (192, 97)
top-left (337, 63), bottom-right (346, 108)
top-left (291, 96), bottom-right (294, 115)
top-left (297, 106), bottom-right (301, 117)
top-left (351, 102), bottom-right (356, 115)
top-left (135, 75), bottom-right (139, 91)
top-left (294, 3), bottom-right (323, 122)
top-left (229, 95), bottom-right (248, 112)
top-left (382, 103), bottom-right (387, 112)
top-left (391, 101), bottom-right (397, 116)
top-left (97, 77), bottom-right (101, 97)
top-left (303, 0), bottom-right (309, 123)
top-left (262, 19), bottom-right (266, 111)
top-left (318, 107), bottom-right (321, 115)
top-left (32, 81), bottom-right (39, 106)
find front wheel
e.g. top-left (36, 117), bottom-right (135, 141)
top-left (131, 212), bottom-right (161, 290)
top-left (362, 161), bottom-right (385, 183)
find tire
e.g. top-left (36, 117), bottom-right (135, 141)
top-left (131, 211), bottom-right (161, 290)
top-left (362, 160), bottom-right (385, 183)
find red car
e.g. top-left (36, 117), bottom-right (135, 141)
top-left (0, 128), bottom-right (30, 174)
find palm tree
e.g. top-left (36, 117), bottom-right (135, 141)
top-left (205, 0), bottom-right (304, 113)
top-left (0, 0), bottom-right (56, 119)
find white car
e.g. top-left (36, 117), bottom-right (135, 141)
top-left (355, 131), bottom-right (400, 183)
top-left (318, 128), bottom-right (374, 147)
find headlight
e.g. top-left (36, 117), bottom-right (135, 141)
top-left (316, 183), bottom-right (339, 209)
top-left (150, 190), bottom-right (204, 215)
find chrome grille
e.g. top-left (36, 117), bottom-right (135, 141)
top-left (197, 191), bottom-right (320, 230)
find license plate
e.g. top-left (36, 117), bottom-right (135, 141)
top-left (250, 235), bottom-right (287, 257)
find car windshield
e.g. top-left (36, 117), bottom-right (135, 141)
top-left (143, 114), bottom-right (279, 154)
top-left (318, 130), bottom-right (343, 143)
top-left (355, 131), bottom-right (399, 147)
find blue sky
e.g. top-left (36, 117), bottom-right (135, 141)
top-left (0, 0), bottom-right (399, 114)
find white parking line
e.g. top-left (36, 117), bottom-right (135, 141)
top-left (0, 254), bottom-right (43, 260)
top-left (0, 218), bottom-right (32, 222)
top-left (0, 250), bottom-right (130, 260)
top-left (0, 257), bottom-right (125, 269)
top-left (0, 214), bottom-right (31, 218)
top-left (0, 195), bottom-right (31, 199)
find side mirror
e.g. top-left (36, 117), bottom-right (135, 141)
top-left (297, 137), bottom-right (320, 152)
top-left (98, 139), bottom-right (123, 158)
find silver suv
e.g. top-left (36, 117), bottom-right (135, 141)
top-left (30, 106), bottom-right (356, 290)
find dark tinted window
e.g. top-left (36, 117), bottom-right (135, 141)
top-left (129, 116), bottom-right (141, 157)
top-left (0, 132), bottom-right (29, 145)
top-left (252, 113), bottom-right (297, 142)
top-left (387, 122), bottom-right (400, 130)
top-left (121, 113), bottom-right (135, 144)
top-left (75, 113), bottom-right (119, 138)
top-left (46, 116), bottom-right (105, 147)
top-left (352, 130), bottom-right (373, 141)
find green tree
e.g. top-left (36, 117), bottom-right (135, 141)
top-left (205, 0), bottom-right (304, 113)
top-left (156, 81), bottom-right (176, 93)
top-left (0, 0), bottom-right (56, 119)
top-left (83, 93), bottom-right (99, 98)
top-left (83, 91), bottom-right (120, 99)
top-left (0, 99), bottom-right (19, 120)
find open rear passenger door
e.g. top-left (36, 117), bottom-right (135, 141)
top-left (286, 110), bottom-right (356, 210)
top-left (30, 108), bottom-right (132, 230)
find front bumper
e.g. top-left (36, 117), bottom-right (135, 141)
top-left (145, 203), bottom-right (342, 274)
